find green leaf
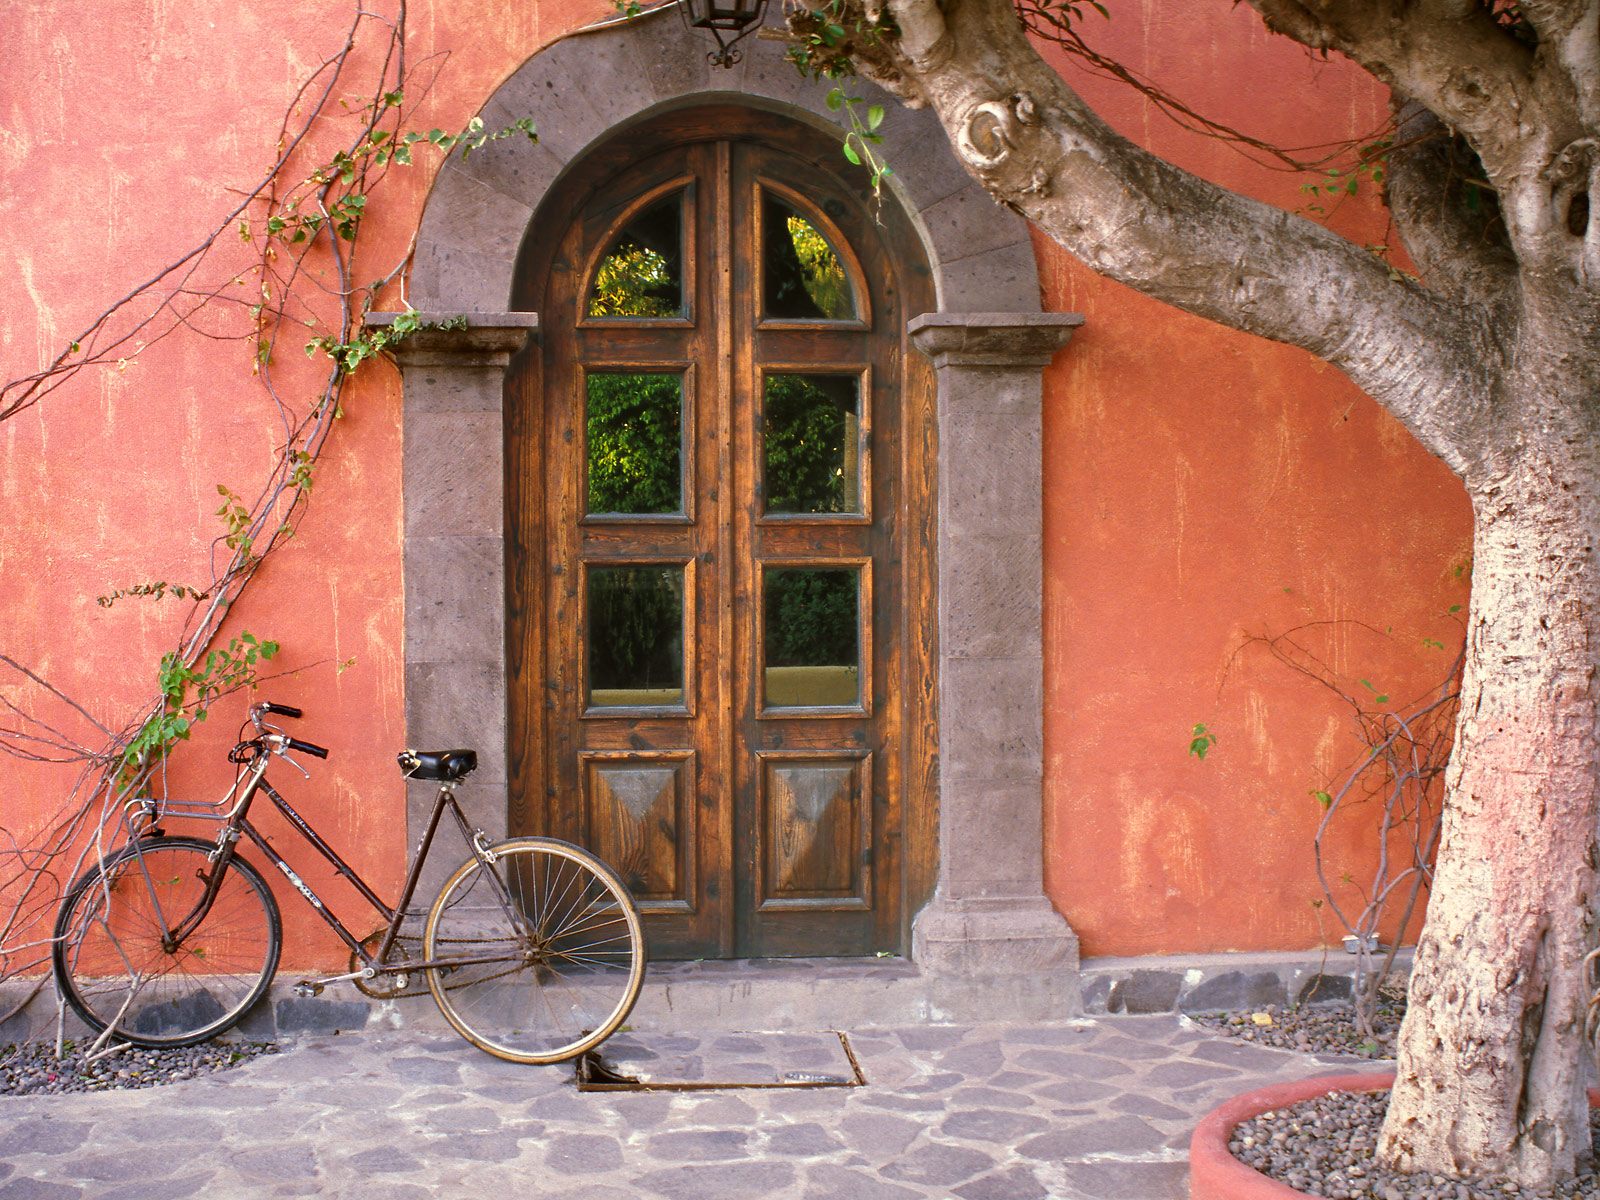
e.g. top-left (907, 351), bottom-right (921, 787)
top-left (867, 105), bottom-right (884, 131)
top-left (1311, 789), bottom-right (1332, 809)
top-left (842, 140), bottom-right (861, 165)
top-left (825, 87), bottom-right (844, 112)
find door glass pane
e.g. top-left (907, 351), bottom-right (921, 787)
top-left (763, 567), bottom-right (860, 707)
top-left (588, 195), bottom-right (684, 318)
top-left (588, 566), bottom-right (685, 707)
top-left (763, 374), bottom-right (861, 514)
top-left (762, 193), bottom-right (856, 321)
top-left (586, 373), bottom-right (683, 515)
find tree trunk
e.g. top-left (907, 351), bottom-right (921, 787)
top-left (1380, 425), bottom-right (1600, 1188)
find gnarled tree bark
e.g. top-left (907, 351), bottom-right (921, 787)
top-left (808, 0), bottom-right (1600, 1186)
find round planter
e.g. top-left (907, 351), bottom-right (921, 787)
top-left (1190, 1074), bottom-right (1600, 1198)
top-left (1189, 1072), bottom-right (1394, 1199)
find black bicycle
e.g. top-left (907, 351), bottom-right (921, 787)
top-left (52, 701), bottom-right (645, 1063)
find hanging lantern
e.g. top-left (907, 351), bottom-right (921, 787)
top-left (679, 0), bottom-right (770, 68)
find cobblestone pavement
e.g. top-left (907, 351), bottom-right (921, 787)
top-left (0, 1016), bottom-right (1376, 1199)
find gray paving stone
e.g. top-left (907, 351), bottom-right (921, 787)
top-left (1030, 1078), bottom-right (1120, 1104)
top-left (941, 1107), bottom-right (1050, 1142)
top-left (388, 1055), bottom-right (464, 1085)
top-left (881, 1141), bottom-right (997, 1187)
top-left (839, 1111), bottom-right (926, 1159)
top-left (0, 1118), bottom-right (92, 1156)
top-left (1017, 1114), bottom-right (1167, 1160)
top-left (1060, 1159), bottom-right (1190, 1200)
top-left (1186, 1036), bottom-right (1297, 1068)
top-left (1138, 1059), bottom-right (1244, 1087)
top-left (953, 1164), bottom-right (1051, 1200)
top-left (1085, 1033), bottom-right (1184, 1060)
top-left (647, 1128), bottom-right (753, 1161)
top-left (429, 1132), bottom-right (525, 1162)
top-left (1018, 1049), bottom-right (1132, 1079)
top-left (948, 1084), bottom-right (1037, 1110)
top-left (802, 1163), bottom-right (926, 1199)
top-left (764, 1121), bottom-right (846, 1157)
top-left (0, 1183), bottom-right (82, 1200)
top-left (92, 1177), bottom-right (211, 1200)
top-left (344, 1148), bottom-right (423, 1174)
top-left (226, 1145), bottom-right (319, 1181)
top-left (544, 1131), bottom-right (624, 1174)
top-left (635, 1162), bottom-right (797, 1198)
top-left (1108, 1093), bottom-right (1191, 1120)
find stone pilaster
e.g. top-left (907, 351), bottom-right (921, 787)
top-left (908, 313), bottom-right (1084, 987)
top-left (371, 311), bottom-right (536, 891)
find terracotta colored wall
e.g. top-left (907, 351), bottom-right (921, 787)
top-left (1, 0), bottom-right (1471, 968)
top-left (1034, 3), bottom-right (1472, 954)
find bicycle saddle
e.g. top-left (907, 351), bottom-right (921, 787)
top-left (398, 749), bottom-right (478, 782)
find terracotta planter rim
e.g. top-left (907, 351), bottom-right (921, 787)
top-left (1189, 1072), bottom-right (1395, 1199)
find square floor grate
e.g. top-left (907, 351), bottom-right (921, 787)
top-left (575, 1029), bottom-right (866, 1092)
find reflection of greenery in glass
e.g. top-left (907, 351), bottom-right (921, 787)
top-left (763, 195), bottom-right (854, 320)
top-left (586, 374), bottom-right (682, 515)
top-left (764, 568), bottom-right (858, 668)
top-left (764, 375), bottom-right (859, 514)
top-left (588, 566), bottom-right (684, 703)
top-left (588, 197), bottom-right (683, 317)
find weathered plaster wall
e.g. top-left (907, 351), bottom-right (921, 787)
top-left (1035, 3), bottom-right (1472, 954)
top-left (0, 0), bottom-right (1470, 967)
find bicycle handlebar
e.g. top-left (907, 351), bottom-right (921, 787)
top-left (259, 702), bottom-right (303, 719)
top-left (286, 737), bottom-right (329, 760)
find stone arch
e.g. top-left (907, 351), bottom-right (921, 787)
top-left (386, 4), bottom-right (1083, 1009)
top-left (407, 6), bottom-right (1040, 316)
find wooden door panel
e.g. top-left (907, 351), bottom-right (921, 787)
top-left (511, 109), bottom-right (936, 961)
top-left (757, 752), bottom-right (872, 909)
top-left (583, 751), bottom-right (696, 913)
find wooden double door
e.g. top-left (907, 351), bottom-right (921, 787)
top-left (509, 108), bottom-right (935, 960)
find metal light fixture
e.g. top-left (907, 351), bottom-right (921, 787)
top-left (679, 0), bottom-right (770, 68)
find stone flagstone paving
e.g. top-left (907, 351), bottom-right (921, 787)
top-left (0, 1016), bottom-right (1376, 1199)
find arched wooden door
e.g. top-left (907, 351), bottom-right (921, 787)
top-left (509, 107), bottom-right (935, 960)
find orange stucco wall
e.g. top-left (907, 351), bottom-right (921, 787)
top-left (1, 0), bottom-right (1471, 967)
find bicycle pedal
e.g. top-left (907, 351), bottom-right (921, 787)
top-left (292, 980), bottom-right (325, 998)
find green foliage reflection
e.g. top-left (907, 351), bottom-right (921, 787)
top-left (586, 373), bottom-right (682, 515)
top-left (588, 197), bottom-right (683, 317)
top-left (764, 195), bottom-right (854, 320)
top-left (765, 374), bottom-right (860, 513)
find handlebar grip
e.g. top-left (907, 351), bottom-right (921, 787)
top-left (287, 737), bottom-right (329, 759)
top-left (263, 702), bottom-right (303, 719)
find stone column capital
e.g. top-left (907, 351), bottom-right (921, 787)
top-left (908, 312), bottom-right (1084, 368)
top-left (368, 311), bottom-right (539, 368)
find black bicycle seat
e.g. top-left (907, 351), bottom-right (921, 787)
top-left (398, 749), bottom-right (478, 782)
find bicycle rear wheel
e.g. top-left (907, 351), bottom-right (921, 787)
top-left (424, 837), bottom-right (645, 1064)
top-left (53, 837), bottom-right (282, 1048)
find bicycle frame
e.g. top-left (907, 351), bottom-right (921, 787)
top-left (149, 750), bottom-right (528, 982)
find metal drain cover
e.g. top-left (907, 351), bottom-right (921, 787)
top-left (576, 1030), bottom-right (865, 1092)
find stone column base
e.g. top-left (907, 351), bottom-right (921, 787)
top-left (913, 894), bottom-right (1081, 979)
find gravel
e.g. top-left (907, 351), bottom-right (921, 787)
top-left (1232, 1088), bottom-right (1600, 1200)
top-left (0, 1039), bottom-right (277, 1096)
top-left (1192, 995), bottom-right (1406, 1059)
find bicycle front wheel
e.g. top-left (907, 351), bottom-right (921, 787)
top-left (424, 837), bottom-right (645, 1064)
top-left (53, 837), bottom-right (282, 1048)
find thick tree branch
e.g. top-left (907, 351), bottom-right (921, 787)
top-left (1246, 0), bottom-right (1537, 183)
top-left (854, 0), bottom-right (1496, 475)
top-left (1385, 97), bottom-right (1519, 306)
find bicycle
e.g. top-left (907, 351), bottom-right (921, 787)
top-left (51, 701), bottom-right (646, 1064)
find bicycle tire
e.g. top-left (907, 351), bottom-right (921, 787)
top-left (424, 837), bottom-right (645, 1064)
top-left (53, 836), bottom-right (282, 1048)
